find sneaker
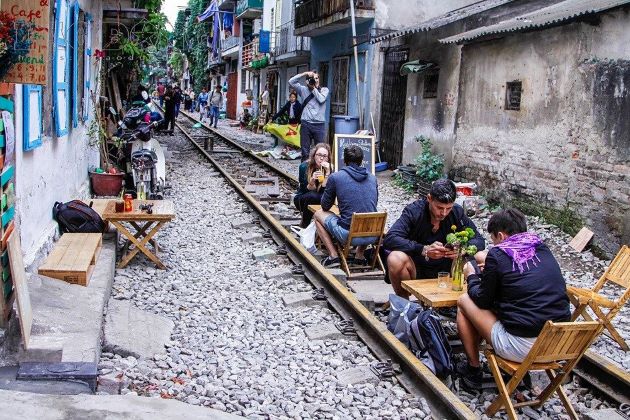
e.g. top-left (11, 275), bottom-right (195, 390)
top-left (321, 256), bottom-right (340, 268)
top-left (456, 361), bottom-right (482, 390)
top-left (351, 257), bottom-right (369, 266)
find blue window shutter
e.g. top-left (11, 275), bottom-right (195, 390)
top-left (23, 85), bottom-right (43, 151)
top-left (83, 13), bottom-right (92, 122)
top-left (53, 0), bottom-right (70, 137)
top-left (72, 2), bottom-right (79, 128)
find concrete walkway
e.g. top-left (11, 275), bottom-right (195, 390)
top-left (0, 389), bottom-right (243, 419)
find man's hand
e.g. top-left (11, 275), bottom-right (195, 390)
top-left (424, 242), bottom-right (456, 260)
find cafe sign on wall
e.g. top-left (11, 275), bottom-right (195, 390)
top-left (1, 0), bottom-right (50, 85)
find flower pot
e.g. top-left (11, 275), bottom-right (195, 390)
top-left (89, 171), bottom-right (125, 197)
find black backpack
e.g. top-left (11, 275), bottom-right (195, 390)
top-left (53, 200), bottom-right (106, 234)
top-left (409, 309), bottom-right (454, 379)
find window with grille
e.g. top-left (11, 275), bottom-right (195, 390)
top-left (331, 56), bottom-right (349, 115)
top-left (241, 69), bottom-right (247, 93)
top-left (423, 73), bottom-right (438, 98)
top-left (505, 81), bottom-right (522, 111)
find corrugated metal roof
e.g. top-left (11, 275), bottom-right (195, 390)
top-left (370, 0), bottom-right (513, 44)
top-left (440, 0), bottom-right (630, 44)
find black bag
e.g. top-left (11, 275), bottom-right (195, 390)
top-left (53, 200), bottom-right (106, 234)
top-left (409, 309), bottom-right (454, 379)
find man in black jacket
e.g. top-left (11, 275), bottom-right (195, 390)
top-left (456, 208), bottom-right (570, 388)
top-left (383, 179), bottom-right (485, 298)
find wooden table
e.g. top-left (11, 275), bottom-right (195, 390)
top-left (402, 279), bottom-right (466, 308)
top-left (102, 200), bottom-right (175, 269)
top-left (307, 204), bottom-right (340, 215)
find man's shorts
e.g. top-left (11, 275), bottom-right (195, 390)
top-left (324, 215), bottom-right (378, 246)
top-left (491, 321), bottom-right (536, 362)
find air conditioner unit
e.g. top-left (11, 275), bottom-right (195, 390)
top-left (253, 19), bottom-right (262, 35)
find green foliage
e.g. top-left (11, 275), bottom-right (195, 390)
top-left (414, 135), bottom-right (445, 182)
top-left (172, 0), bottom-right (210, 91)
top-left (169, 49), bottom-right (184, 79)
top-left (393, 173), bottom-right (416, 193)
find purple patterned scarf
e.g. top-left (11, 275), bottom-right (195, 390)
top-left (495, 232), bottom-right (542, 273)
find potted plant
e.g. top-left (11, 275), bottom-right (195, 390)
top-left (87, 66), bottom-right (126, 197)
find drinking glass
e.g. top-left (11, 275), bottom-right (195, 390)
top-left (437, 272), bottom-right (449, 289)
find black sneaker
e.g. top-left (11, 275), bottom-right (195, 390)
top-left (456, 361), bottom-right (482, 390)
top-left (321, 256), bottom-right (340, 268)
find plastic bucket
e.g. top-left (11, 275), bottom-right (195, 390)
top-left (333, 115), bottom-right (359, 134)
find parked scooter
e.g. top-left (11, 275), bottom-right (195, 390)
top-left (111, 105), bottom-right (166, 200)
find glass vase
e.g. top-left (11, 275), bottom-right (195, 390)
top-left (451, 253), bottom-right (464, 291)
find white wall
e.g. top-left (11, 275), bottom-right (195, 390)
top-left (15, 0), bottom-right (103, 268)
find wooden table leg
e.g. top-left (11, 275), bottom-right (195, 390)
top-left (111, 221), bottom-right (166, 269)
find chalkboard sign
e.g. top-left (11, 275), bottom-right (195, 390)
top-left (333, 134), bottom-right (375, 175)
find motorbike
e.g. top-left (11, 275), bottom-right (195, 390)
top-left (110, 104), bottom-right (166, 200)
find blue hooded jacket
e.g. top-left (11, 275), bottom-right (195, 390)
top-left (321, 164), bottom-right (378, 229)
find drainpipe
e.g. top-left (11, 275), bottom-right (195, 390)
top-left (349, 0), bottom-right (363, 129)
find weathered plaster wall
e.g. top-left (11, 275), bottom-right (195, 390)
top-left (14, 0), bottom-right (103, 269)
top-left (374, 0), bottom-right (474, 30)
top-left (401, 31), bottom-right (462, 167)
top-left (452, 9), bottom-right (630, 254)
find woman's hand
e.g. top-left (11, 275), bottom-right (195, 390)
top-left (463, 262), bottom-right (476, 278)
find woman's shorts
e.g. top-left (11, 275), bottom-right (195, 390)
top-left (490, 321), bottom-right (537, 362)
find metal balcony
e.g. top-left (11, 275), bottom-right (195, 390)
top-left (236, 0), bottom-right (263, 20)
top-left (208, 53), bottom-right (225, 68)
top-left (274, 21), bottom-right (310, 65)
top-left (217, 0), bottom-right (236, 11)
top-left (221, 35), bottom-right (241, 57)
top-left (294, 0), bottom-right (375, 37)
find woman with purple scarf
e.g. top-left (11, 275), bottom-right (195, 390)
top-left (456, 208), bottom-right (570, 389)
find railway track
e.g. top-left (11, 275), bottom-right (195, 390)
top-left (156, 106), bottom-right (629, 417)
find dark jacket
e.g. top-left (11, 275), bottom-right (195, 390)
top-left (273, 101), bottom-right (302, 124)
top-left (321, 164), bottom-right (378, 230)
top-left (467, 244), bottom-right (570, 337)
top-left (383, 199), bottom-right (485, 269)
top-left (296, 161), bottom-right (325, 196)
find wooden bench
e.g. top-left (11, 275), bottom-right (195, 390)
top-left (38, 233), bottom-right (102, 286)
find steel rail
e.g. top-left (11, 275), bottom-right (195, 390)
top-left (173, 117), bottom-right (476, 419)
top-left (176, 108), bottom-right (298, 186)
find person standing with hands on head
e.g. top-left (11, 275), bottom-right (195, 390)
top-left (294, 143), bottom-right (331, 227)
top-left (209, 85), bottom-right (223, 128)
top-left (383, 179), bottom-right (485, 298)
top-left (289, 70), bottom-right (329, 161)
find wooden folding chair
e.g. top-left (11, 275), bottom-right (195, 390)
top-left (567, 245), bottom-right (630, 350)
top-left (485, 320), bottom-right (602, 420)
top-left (337, 212), bottom-right (387, 278)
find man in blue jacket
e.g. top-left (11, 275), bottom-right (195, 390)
top-left (456, 208), bottom-right (570, 388)
top-left (383, 179), bottom-right (485, 298)
top-left (313, 145), bottom-right (378, 268)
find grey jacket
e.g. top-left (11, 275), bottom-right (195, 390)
top-left (210, 91), bottom-right (223, 107)
top-left (288, 74), bottom-right (329, 123)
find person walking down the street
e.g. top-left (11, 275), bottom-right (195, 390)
top-left (188, 89), bottom-right (196, 112)
top-left (289, 70), bottom-right (329, 161)
top-left (184, 89), bottom-right (193, 114)
top-left (197, 87), bottom-right (209, 117)
top-left (272, 91), bottom-right (302, 125)
top-left (173, 86), bottom-right (182, 118)
top-left (455, 208), bottom-right (570, 389)
top-left (163, 86), bottom-right (176, 135)
top-left (294, 143), bottom-right (331, 228)
top-left (157, 82), bottom-right (165, 107)
top-left (383, 179), bottom-right (486, 299)
top-left (313, 145), bottom-right (378, 268)
top-left (209, 85), bottom-right (223, 128)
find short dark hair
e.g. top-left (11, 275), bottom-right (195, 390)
top-left (487, 208), bottom-right (527, 236)
top-left (343, 145), bottom-right (363, 166)
top-left (429, 179), bottom-right (456, 203)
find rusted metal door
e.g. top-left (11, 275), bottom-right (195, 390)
top-left (227, 72), bottom-right (237, 119)
top-left (379, 49), bottom-right (408, 168)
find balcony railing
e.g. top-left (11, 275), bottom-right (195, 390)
top-left (217, 0), bottom-right (235, 11)
top-left (274, 20), bottom-right (310, 57)
top-left (295, 0), bottom-right (374, 28)
top-left (236, 0), bottom-right (263, 18)
top-left (241, 38), bottom-right (259, 68)
top-left (221, 36), bottom-right (240, 52)
top-left (208, 54), bottom-right (224, 67)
